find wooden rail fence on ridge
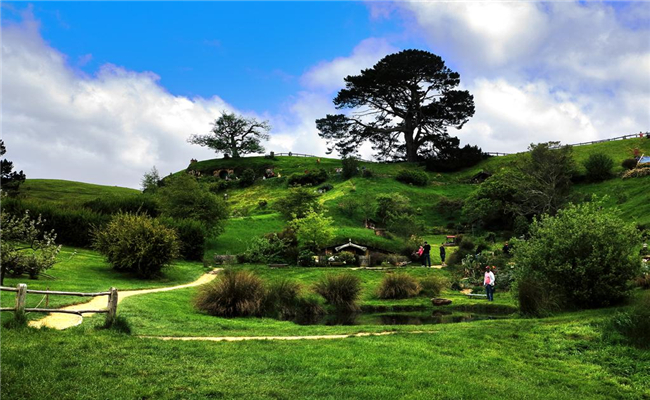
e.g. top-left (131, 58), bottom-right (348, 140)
top-left (273, 132), bottom-right (649, 159)
top-left (0, 284), bottom-right (118, 326)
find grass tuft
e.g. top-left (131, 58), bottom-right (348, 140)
top-left (194, 269), bottom-right (265, 317)
top-left (313, 273), bottom-right (362, 311)
top-left (377, 273), bottom-right (421, 299)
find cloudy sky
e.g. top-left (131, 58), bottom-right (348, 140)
top-left (2, 2), bottom-right (649, 188)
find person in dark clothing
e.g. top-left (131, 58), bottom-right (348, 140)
top-left (502, 242), bottom-right (510, 255)
top-left (422, 242), bottom-right (431, 268)
top-left (439, 243), bottom-right (446, 266)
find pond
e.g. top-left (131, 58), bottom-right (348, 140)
top-left (291, 310), bottom-right (509, 326)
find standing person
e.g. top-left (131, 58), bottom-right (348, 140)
top-left (484, 266), bottom-right (495, 301)
top-left (439, 243), bottom-right (446, 266)
top-left (423, 241), bottom-right (432, 268)
top-left (417, 245), bottom-right (424, 266)
top-left (502, 241), bottom-right (510, 255)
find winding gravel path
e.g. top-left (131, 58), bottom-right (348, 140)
top-left (28, 269), bottom-right (221, 330)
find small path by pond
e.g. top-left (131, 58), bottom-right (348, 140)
top-left (140, 331), bottom-right (430, 342)
top-left (28, 269), bottom-right (222, 330)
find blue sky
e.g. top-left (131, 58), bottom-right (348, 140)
top-left (2, 2), bottom-right (649, 188)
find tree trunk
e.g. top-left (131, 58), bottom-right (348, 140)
top-left (404, 129), bottom-right (418, 162)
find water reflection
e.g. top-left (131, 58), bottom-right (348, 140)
top-left (292, 310), bottom-right (504, 326)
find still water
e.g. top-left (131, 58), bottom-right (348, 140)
top-left (292, 310), bottom-right (507, 326)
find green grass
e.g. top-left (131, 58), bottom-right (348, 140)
top-left (16, 179), bottom-right (139, 205)
top-left (0, 246), bottom-right (205, 323)
top-left (2, 307), bottom-right (648, 399)
top-left (112, 265), bottom-right (513, 337)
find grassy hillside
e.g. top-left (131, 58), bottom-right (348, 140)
top-left (11, 137), bottom-right (650, 257)
top-left (17, 179), bottom-right (139, 205)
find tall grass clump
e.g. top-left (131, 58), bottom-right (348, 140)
top-left (194, 269), bottom-right (265, 317)
top-left (313, 273), bottom-right (362, 311)
top-left (377, 273), bottom-right (421, 299)
top-left (608, 293), bottom-right (650, 348)
top-left (514, 275), bottom-right (557, 317)
top-left (419, 275), bottom-right (449, 297)
top-left (262, 278), bottom-right (302, 318)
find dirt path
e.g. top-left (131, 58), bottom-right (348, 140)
top-left (140, 331), bottom-right (429, 342)
top-left (28, 269), bottom-right (221, 330)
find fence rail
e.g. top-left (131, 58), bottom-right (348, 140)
top-left (0, 284), bottom-right (118, 326)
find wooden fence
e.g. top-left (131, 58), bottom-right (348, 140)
top-left (0, 284), bottom-right (118, 326)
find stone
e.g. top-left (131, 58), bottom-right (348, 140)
top-left (431, 298), bottom-right (452, 306)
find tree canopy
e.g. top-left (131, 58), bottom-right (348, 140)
top-left (1, 140), bottom-right (26, 193)
top-left (316, 49), bottom-right (475, 162)
top-left (188, 111), bottom-right (270, 158)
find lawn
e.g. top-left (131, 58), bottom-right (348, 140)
top-left (1, 307), bottom-right (648, 399)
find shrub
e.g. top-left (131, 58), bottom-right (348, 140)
top-left (258, 199), bottom-right (268, 208)
top-left (93, 213), bottom-right (179, 278)
top-left (297, 249), bottom-right (316, 266)
top-left (239, 168), bottom-right (256, 188)
top-left (420, 275), bottom-right (449, 297)
top-left (386, 253), bottom-right (409, 266)
top-left (386, 212), bottom-right (425, 238)
top-left (208, 180), bottom-right (235, 193)
top-left (512, 200), bottom-right (642, 309)
top-left (370, 252), bottom-right (388, 266)
top-left (342, 157), bottom-right (359, 180)
top-left (375, 193), bottom-right (411, 223)
top-left (262, 278), bottom-right (302, 318)
top-left (159, 217), bottom-right (207, 261)
top-left (336, 251), bottom-right (357, 266)
top-left (194, 269), bottom-right (265, 317)
top-left (584, 153), bottom-right (614, 182)
top-left (361, 168), bottom-right (374, 178)
top-left (291, 209), bottom-right (334, 252)
top-left (337, 198), bottom-right (360, 219)
top-left (621, 158), bottom-right (638, 170)
top-left (396, 169), bottom-right (429, 186)
top-left (287, 168), bottom-right (328, 186)
top-left (276, 187), bottom-right (321, 220)
top-left (242, 235), bottom-right (290, 264)
top-left (377, 273), bottom-right (421, 299)
top-left (313, 273), bottom-right (362, 311)
top-left (436, 197), bottom-right (464, 215)
top-left (157, 174), bottom-right (229, 234)
top-left (608, 293), bottom-right (650, 348)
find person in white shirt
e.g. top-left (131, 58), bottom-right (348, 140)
top-left (484, 266), bottom-right (495, 301)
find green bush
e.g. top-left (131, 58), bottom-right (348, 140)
top-left (297, 249), bottom-right (316, 266)
top-left (377, 273), bottom-right (421, 299)
top-left (336, 251), bottom-right (357, 266)
top-left (276, 187), bottom-right (321, 220)
top-left (208, 180), bottom-right (235, 193)
top-left (287, 168), bottom-right (328, 186)
top-left (584, 153), bottom-right (614, 182)
top-left (239, 168), bottom-right (256, 188)
top-left (342, 157), bottom-right (359, 180)
top-left (621, 158), bottom-right (638, 170)
top-left (92, 213), bottom-right (179, 278)
top-left (375, 193), bottom-right (411, 223)
top-left (157, 174), bottom-right (229, 234)
top-left (194, 269), bottom-right (265, 317)
top-left (420, 275), bottom-right (449, 297)
top-left (512, 200), bottom-right (642, 309)
top-left (396, 169), bottom-right (429, 186)
top-left (159, 217), bottom-right (207, 261)
top-left (608, 293), bottom-right (650, 348)
top-left (361, 168), bottom-right (374, 178)
top-left (242, 234), bottom-right (290, 264)
top-left (313, 273), bottom-right (362, 311)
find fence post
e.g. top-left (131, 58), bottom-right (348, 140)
top-left (15, 283), bottom-right (27, 319)
top-left (105, 287), bottom-right (118, 326)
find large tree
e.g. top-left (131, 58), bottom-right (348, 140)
top-left (316, 49), bottom-right (475, 162)
top-left (188, 111), bottom-right (270, 158)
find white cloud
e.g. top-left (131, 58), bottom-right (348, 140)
top-left (301, 38), bottom-right (397, 93)
top-left (2, 13), bottom-right (240, 189)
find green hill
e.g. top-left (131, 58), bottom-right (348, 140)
top-left (11, 137), bottom-right (650, 257)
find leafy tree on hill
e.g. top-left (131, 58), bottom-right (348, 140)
top-left (1, 140), bottom-right (26, 194)
top-left (157, 174), bottom-right (229, 235)
top-left (188, 111), bottom-right (270, 158)
top-left (291, 209), bottom-right (334, 252)
top-left (316, 49), bottom-right (475, 162)
top-left (463, 142), bottom-right (577, 228)
top-left (141, 166), bottom-right (161, 194)
top-left (276, 187), bottom-right (321, 220)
